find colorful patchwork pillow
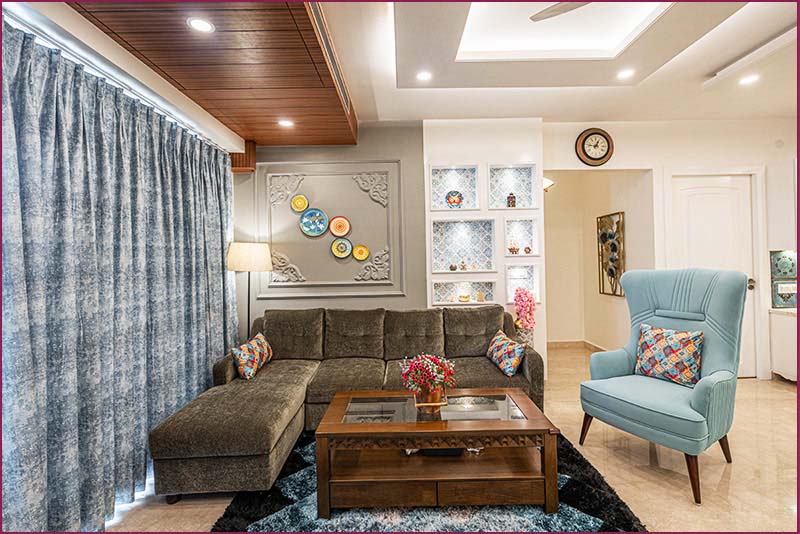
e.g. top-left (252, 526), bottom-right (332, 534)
top-left (486, 330), bottom-right (526, 377)
top-left (230, 333), bottom-right (273, 380)
top-left (635, 323), bottom-right (703, 387)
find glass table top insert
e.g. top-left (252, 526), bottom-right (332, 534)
top-left (342, 394), bottom-right (526, 424)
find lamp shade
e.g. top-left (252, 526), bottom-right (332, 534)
top-left (226, 242), bottom-right (273, 272)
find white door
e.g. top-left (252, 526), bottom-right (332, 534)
top-left (669, 175), bottom-right (756, 377)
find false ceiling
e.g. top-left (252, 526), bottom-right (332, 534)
top-left (73, 2), bottom-right (357, 147)
top-left (322, 1), bottom-right (796, 121)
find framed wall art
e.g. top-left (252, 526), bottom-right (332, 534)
top-left (597, 211), bottom-right (625, 297)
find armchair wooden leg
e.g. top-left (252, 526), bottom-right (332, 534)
top-left (718, 435), bottom-right (732, 463)
top-left (579, 413), bottom-right (593, 445)
top-left (165, 494), bottom-right (182, 505)
top-left (684, 454), bottom-right (701, 504)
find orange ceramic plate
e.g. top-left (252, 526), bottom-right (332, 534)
top-left (291, 194), bottom-right (309, 212)
top-left (353, 244), bottom-right (370, 261)
top-left (329, 216), bottom-right (351, 237)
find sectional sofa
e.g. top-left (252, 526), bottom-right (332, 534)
top-left (148, 305), bottom-right (544, 499)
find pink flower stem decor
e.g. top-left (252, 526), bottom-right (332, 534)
top-left (513, 287), bottom-right (537, 331)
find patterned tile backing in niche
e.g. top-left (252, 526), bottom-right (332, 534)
top-left (433, 281), bottom-right (495, 304)
top-left (506, 265), bottom-right (540, 303)
top-left (489, 166), bottom-right (535, 209)
top-left (432, 219), bottom-right (495, 272)
top-left (505, 219), bottom-right (538, 255)
top-left (431, 167), bottom-right (478, 210)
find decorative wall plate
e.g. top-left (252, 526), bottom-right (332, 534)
top-left (446, 190), bottom-right (463, 208)
top-left (329, 216), bottom-right (351, 237)
top-left (299, 208), bottom-right (329, 237)
top-left (331, 237), bottom-right (353, 258)
top-left (353, 244), bottom-right (370, 261)
top-left (290, 194), bottom-right (309, 213)
top-left (770, 250), bottom-right (797, 278)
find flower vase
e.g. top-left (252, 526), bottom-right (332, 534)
top-left (416, 389), bottom-right (443, 414)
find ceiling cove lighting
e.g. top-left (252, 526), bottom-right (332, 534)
top-left (186, 17), bottom-right (215, 33)
top-left (416, 71), bottom-right (433, 81)
top-left (616, 68), bottom-right (635, 80)
top-left (278, 119), bottom-right (295, 128)
top-left (738, 74), bottom-right (760, 86)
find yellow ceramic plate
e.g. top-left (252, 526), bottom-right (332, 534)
top-left (290, 194), bottom-right (309, 212)
top-left (353, 244), bottom-right (370, 261)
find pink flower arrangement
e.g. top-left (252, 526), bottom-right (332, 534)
top-left (513, 287), bottom-right (537, 331)
top-left (399, 354), bottom-right (456, 394)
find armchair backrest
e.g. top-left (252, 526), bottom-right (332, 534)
top-left (620, 269), bottom-right (748, 377)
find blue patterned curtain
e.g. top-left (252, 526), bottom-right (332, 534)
top-left (2, 24), bottom-right (238, 531)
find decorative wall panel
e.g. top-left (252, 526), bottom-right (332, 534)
top-left (256, 161), bottom-right (404, 298)
top-left (505, 217), bottom-right (540, 256)
top-left (433, 281), bottom-right (495, 305)
top-left (506, 264), bottom-right (541, 303)
top-left (489, 164), bottom-right (536, 209)
top-left (430, 166), bottom-right (479, 211)
top-left (431, 219), bottom-right (495, 272)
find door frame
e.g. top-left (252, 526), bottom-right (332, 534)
top-left (659, 166), bottom-right (770, 379)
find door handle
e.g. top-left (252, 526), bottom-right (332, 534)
top-left (747, 278), bottom-right (756, 290)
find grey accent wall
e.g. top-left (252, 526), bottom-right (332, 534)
top-left (233, 122), bottom-right (426, 339)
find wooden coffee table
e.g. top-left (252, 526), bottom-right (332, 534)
top-left (315, 388), bottom-right (560, 518)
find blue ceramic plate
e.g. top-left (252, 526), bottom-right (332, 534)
top-left (331, 237), bottom-right (353, 258)
top-left (299, 208), bottom-right (329, 237)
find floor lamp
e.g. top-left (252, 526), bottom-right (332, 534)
top-left (226, 242), bottom-right (273, 338)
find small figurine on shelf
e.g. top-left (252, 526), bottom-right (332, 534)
top-left (471, 264), bottom-right (478, 271)
top-left (449, 264), bottom-right (458, 271)
top-left (475, 291), bottom-right (486, 302)
top-left (506, 192), bottom-right (517, 208)
top-left (458, 293), bottom-right (470, 303)
top-left (508, 239), bottom-right (519, 255)
top-left (524, 246), bottom-right (532, 255)
top-left (459, 260), bottom-right (467, 271)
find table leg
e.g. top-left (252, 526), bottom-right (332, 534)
top-left (316, 436), bottom-right (330, 519)
top-left (543, 433), bottom-right (558, 514)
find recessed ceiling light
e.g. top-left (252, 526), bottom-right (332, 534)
top-left (616, 68), bottom-right (635, 80)
top-left (278, 119), bottom-right (294, 128)
top-left (187, 17), bottom-right (215, 33)
top-left (416, 71), bottom-right (432, 81)
top-left (739, 74), bottom-right (760, 86)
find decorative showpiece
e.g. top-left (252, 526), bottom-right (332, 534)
top-left (331, 237), bottom-right (353, 259)
top-left (772, 280), bottom-right (797, 308)
top-left (458, 293), bottom-right (470, 303)
top-left (475, 291), bottom-right (486, 302)
top-left (576, 128), bottom-right (614, 167)
top-left (290, 194), bottom-right (309, 213)
top-left (353, 172), bottom-right (389, 207)
top-left (459, 260), bottom-right (467, 271)
top-left (299, 207), bottom-right (329, 237)
top-left (597, 211), bottom-right (625, 296)
top-left (269, 174), bottom-right (304, 205)
top-left (508, 240), bottom-right (520, 255)
top-left (329, 216), bottom-right (351, 237)
top-left (449, 264), bottom-right (457, 271)
top-left (431, 166), bottom-right (478, 210)
top-left (524, 246), bottom-right (532, 254)
top-left (354, 247), bottom-right (390, 281)
top-left (270, 250), bottom-right (306, 282)
top-left (352, 244), bottom-right (370, 261)
top-left (506, 192), bottom-right (517, 208)
top-left (505, 218), bottom-right (538, 256)
top-left (431, 219), bottom-right (494, 273)
top-left (770, 250), bottom-right (797, 278)
top-left (445, 190), bottom-right (463, 208)
top-left (489, 165), bottom-right (535, 209)
top-left (399, 354), bottom-right (456, 414)
top-left (433, 281), bottom-right (494, 305)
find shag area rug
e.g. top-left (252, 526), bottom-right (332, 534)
top-left (212, 432), bottom-right (646, 532)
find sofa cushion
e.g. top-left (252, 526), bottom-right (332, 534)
top-left (149, 360), bottom-right (319, 459)
top-left (580, 374), bottom-right (708, 440)
top-left (260, 309), bottom-right (324, 360)
top-left (230, 333), bottom-right (273, 380)
top-left (324, 308), bottom-right (385, 359)
top-left (443, 305), bottom-right (504, 358)
top-left (384, 308), bottom-right (445, 360)
top-left (306, 358), bottom-right (386, 403)
top-left (383, 356), bottom-right (531, 395)
top-left (486, 330), bottom-right (526, 377)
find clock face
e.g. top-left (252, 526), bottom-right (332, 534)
top-left (583, 134), bottom-right (609, 159)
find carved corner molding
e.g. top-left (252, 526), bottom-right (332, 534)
top-left (353, 172), bottom-right (388, 207)
top-left (328, 434), bottom-right (542, 450)
top-left (271, 250), bottom-right (306, 282)
top-left (354, 247), bottom-right (390, 281)
top-left (269, 174), bottom-right (304, 205)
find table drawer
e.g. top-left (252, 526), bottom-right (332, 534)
top-left (330, 481), bottom-right (437, 508)
top-left (438, 479), bottom-right (544, 506)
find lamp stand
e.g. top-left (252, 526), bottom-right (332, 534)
top-left (246, 271), bottom-right (252, 338)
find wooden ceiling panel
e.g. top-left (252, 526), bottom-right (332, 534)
top-left (75, 2), bottom-right (356, 147)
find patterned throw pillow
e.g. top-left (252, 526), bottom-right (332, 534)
top-left (486, 330), bottom-right (526, 377)
top-left (230, 333), bottom-right (273, 380)
top-left (635, 323), bottom-right (703, 387)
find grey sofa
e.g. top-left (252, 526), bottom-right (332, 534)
top-left (148, 305), bottom-right (544, 499)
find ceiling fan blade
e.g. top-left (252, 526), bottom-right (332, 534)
top-left (529, 2), bottom-right (591, 22)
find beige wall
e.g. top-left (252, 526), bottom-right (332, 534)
top-left (544, 170), bottom-right (655, 350)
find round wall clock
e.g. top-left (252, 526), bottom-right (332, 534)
top-left (575, 128), bottom-right (614, 166)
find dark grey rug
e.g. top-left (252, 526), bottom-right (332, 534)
top-left (212, 433), bottom-right (646, 532)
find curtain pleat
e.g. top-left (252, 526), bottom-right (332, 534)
top-left (1, 23), bottom-right (238, 531)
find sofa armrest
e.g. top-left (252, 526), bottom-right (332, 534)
top-left (523, 346), bottom-right (544, 411)
top-left (212, 354), bottom-right (237, 386)
top-left (589, 348), bottom-right (635, 380)
top-left (690, 370), bottom-right (737, 443)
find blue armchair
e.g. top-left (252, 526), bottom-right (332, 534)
top-left (579, 268), bottom-right (747, 504)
